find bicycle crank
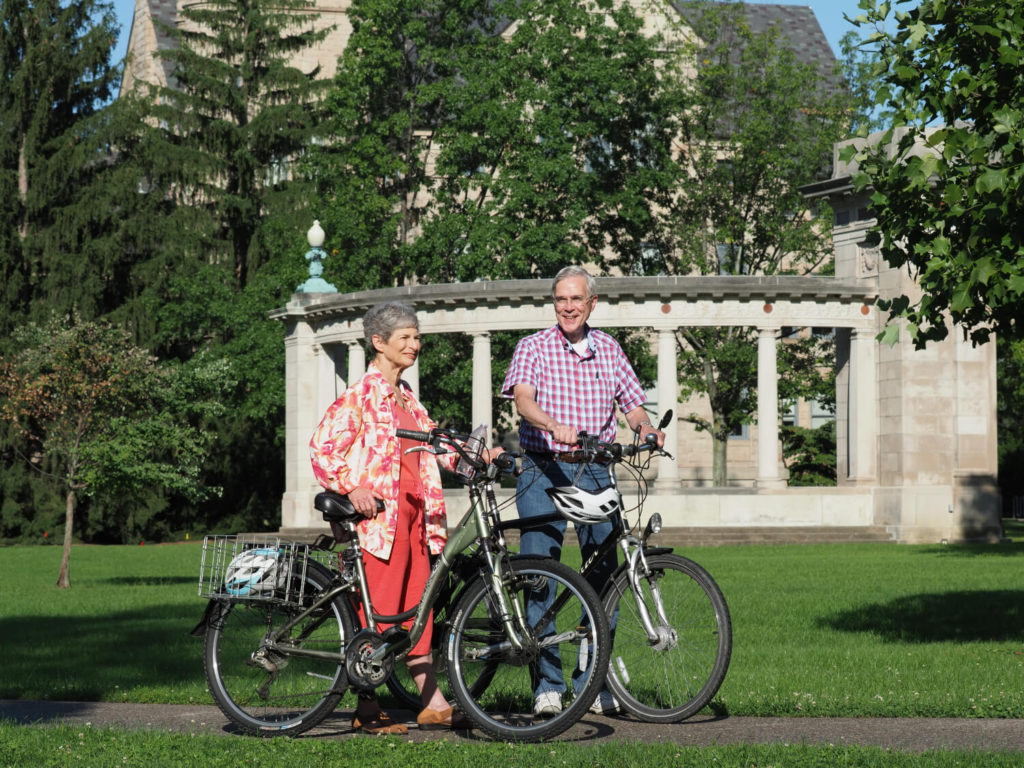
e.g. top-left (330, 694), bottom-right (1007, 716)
top-left (345, 629), bottom-right (394, 692)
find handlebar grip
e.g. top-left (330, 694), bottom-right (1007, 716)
top-left (395, 428), bottom-right (431, 442)
top-left (493, 452), bottom-right (517, 472)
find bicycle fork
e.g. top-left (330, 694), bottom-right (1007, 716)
top-left (619, 538), bottom-right (677, 650)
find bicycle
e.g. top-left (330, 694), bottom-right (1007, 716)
top-left (194, 425), bottom-right (610, 742)
top-left (528, 411), bottom-right (732, 722)
top-left (384, 412), bottom-right (733, 724)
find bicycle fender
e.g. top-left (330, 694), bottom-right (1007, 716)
top-left (189, 599), bottom-right (220, 638)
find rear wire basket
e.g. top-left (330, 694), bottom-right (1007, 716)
top-left (198, 535), bottom-right (337, 605)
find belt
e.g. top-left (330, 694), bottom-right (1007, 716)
top-left (527, 450), bottom-right (611, 465)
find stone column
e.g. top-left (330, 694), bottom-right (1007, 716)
top-left (848, 327), bottom-right (878, 483)
top-left (655, 329), bottom-right (680, 489)
top-left (281, 317), bottom-right (321, 529)
top-left (347, 340), bottom-right (365, 383)
top-left (757, 326), bottom-right (785, 488)
top-left (316, 344), bottom-right (340, 417)
top-left (472, 332), bottom-right (493, 445)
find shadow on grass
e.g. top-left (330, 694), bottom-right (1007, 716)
top-left (0, 604), bottom-right (205, 700)
top-left (912, 541), bottom-right (1024, 558)
top-left (818, 590), bottom-right (1024, 642)
top-left (101, 576), bottom-right (196, 586)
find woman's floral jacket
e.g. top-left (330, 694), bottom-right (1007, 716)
top-left (309, 364), bottom-right (455, 560)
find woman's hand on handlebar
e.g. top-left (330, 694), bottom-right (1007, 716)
top-left (482, 446), bottom-right (505, 464)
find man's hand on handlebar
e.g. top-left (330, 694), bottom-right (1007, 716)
top-left (636, 423), bottom-right (665, 449)
top-left (548, 422), bottom-right (578, 447)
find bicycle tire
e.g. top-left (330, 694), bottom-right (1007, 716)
top-left (381, 555), bottom-right (490, 710)
top-left (204, 559), bottom-right (356, 736)
top-left (603, 552), bottom-right (731, 723)
top-left (445, 556), bottom-right (610, 741)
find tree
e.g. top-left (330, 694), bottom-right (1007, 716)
top-left (148, 0), bottom-right (330, 290)
top-left (843, 0), bottom-right (1024, 347)
top-left (0, 0), bottom-right (140, 338)
top-left (660, 3), bottom-right (850, 485)
top-left (310, 0), bottom-right (677, 287)
top-left (0, 316), bottom-right (226, 586)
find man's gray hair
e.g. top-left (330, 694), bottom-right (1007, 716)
top-left (551, 266), bottom-right (596, 298)
top-left (363, 301), bottom-right (419, 347)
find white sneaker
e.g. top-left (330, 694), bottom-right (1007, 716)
top-left (589, 690), bottom-right (620, 715)
top-left (533, 691), bottom-right (563, 718)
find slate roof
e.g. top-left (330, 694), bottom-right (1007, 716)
top-left (671, 2), bottom-right (838, 80)
top-left (125, 1), bottom-right (838, 94)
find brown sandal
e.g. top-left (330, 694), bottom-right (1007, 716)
top-left (352, 710), bottom-right (408, 735)
top-left (416, 706), bottom-right (471, 730)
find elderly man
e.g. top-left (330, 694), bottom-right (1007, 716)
top-left (501, 265), bottom-right (664, 718)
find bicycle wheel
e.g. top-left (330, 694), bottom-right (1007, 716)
top-left (604, 553), bottom-right (731, 723)
top-left (382, 556), bottom-right (488, 710)
top-left (445, 556), bottom-right (610, 741)
top-left (204, 560), bottom-right (356, 736)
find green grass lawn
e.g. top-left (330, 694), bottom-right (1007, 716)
top-left (2, 722), bottom-right (1023, 768)
top-left (4, 536), bottom-right (1023, 718)
top-left (2, 534), bottom-right (1023, 764)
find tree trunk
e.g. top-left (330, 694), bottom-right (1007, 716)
top-left (18, 133), bottom-right (29, 239)
top-left (56, 488), bottom-right (76, 589)
top-left (712, 432), bottom-right (729, 487)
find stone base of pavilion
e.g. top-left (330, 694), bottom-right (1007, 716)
top-left (277, 481), bottom-right (1004, 547)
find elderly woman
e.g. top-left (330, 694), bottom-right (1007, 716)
top-left (310, 301), bottom-right (486, 734)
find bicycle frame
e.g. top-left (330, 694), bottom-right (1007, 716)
top-left (256, 460), bottom-right (532, 670)
top-left (499, 437), bottom-right (674, 646)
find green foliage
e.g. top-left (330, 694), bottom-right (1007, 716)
top-left (847, 0), bottom-right (1024, 347)
top-left (781, 420), bottom-right (837, 486)
top-left (148, 0), bottom-right (329, 290)
top-left (310, 0), bottom-right (676, 287)
top-left (997, 337), bottom-right (1024, 509)
top-left (0, 316), bottom-right (229, 554)
top-left (0, 0), bottom-right (150, 338)
top-left (658, 4), bottom-right (848, 484)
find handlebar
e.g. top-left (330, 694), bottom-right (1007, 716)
top-left (395, 425), bottom-right (521, 481)
top-left (570, 410), bottom-right (674, 463)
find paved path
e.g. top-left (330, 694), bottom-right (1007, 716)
top-left (3, 700), bottom-right (1022, 752)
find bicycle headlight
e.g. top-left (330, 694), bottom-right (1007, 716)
top-left (645, 513), bottom-right (663, 538)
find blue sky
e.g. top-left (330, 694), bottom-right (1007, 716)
top-left (109, 0), bottom-right (871, 64)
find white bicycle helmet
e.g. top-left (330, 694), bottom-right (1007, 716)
top-left (545, 485), bottom-right (620, 524)
top-left (223, 547), bottom-right (282, 596)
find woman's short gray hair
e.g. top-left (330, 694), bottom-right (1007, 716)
top-left (363, 301), bottom-right (419, 347)
top-left (551, 266), bottom-right (596, 298)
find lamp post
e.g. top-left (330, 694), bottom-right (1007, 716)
top-left (296, 220), bottom-right (337, 293)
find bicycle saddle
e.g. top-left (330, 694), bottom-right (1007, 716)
top-left (315, 491), bottom-right (366, 523)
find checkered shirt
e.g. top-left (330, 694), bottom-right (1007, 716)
top-left (501, 325), bottom-right (647, 452)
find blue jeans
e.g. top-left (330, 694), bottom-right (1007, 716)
top-left (516, 452), bottom-right (618, 697)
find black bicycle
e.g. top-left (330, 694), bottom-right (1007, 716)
top-left (384, 412), bottom-right (732, 724)
top-left (535, 414), bottom-right (732, 723)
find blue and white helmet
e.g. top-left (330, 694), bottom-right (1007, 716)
top-left (223, 547), bottom-right (282, 596)
top-left (545, 486), bottom-right (620, 524)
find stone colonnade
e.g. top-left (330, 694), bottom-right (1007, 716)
top-left (271, 275), bottom-right (880, 531)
